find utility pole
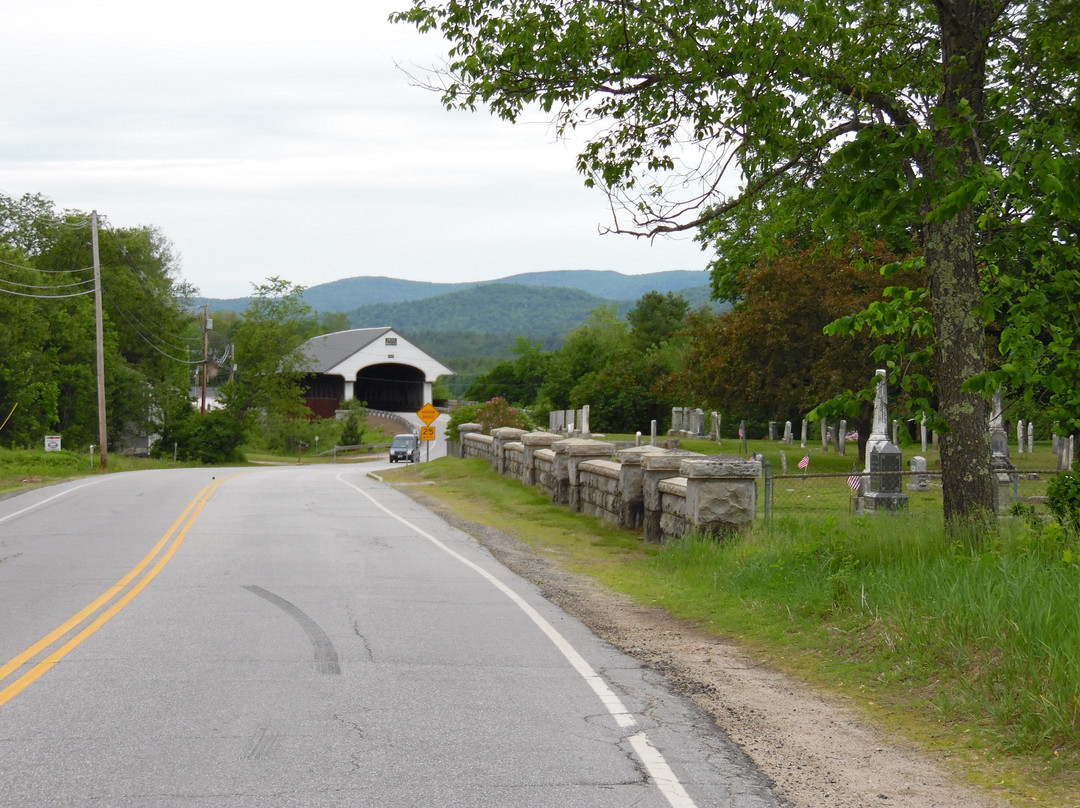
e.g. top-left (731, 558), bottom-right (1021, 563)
top-left (201, 304), bottom-right (209, 415)
top-left (91, 211), bottom-right (108, 471)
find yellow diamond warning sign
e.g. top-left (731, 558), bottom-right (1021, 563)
top-left (417, 403), bottom-right (440, 425)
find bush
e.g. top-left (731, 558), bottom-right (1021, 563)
top-left (447, 397), bottom-right (536, 441)
top-left (446, 402), bottom-right (482, 442)
top-left (153, 408), bottom-right (245, 464)
top-left (340, 409), bottom-right (364, 447)
top-left (1047, 471), bottom-right (1080, 533)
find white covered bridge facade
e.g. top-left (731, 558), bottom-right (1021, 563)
top-left (297, 327), bottom-right (454, 418)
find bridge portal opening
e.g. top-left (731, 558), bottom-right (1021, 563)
top-left (356, 363), bottom-right (424, 411)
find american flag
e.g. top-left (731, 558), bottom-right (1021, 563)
top-left (848, 465), bottom-right (863, 493)
top-left (797, 452), bottom-right (810, 469)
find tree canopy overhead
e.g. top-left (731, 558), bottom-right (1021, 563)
top-left (394, 0), bottom-right (1080, 526)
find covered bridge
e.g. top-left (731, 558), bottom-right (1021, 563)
top-left (297, 327), bottom-right (454, 418)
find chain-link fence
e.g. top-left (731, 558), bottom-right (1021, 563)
top-left (760, 463), bottom-right (1061, 522)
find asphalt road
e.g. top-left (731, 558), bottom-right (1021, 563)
top-left (0, 465), bottom-right (781, 807)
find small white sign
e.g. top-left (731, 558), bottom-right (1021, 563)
top-left (44, 435), bottom-right (62, 452)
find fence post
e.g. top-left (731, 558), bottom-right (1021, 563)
top-left (764, 460), bottom-right (772, 525)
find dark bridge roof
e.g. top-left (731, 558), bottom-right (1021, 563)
top-left (300, 327), bottom-right (392, 373)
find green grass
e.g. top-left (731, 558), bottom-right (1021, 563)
top-left (384, 455), bottom-right (1080, 804)
top-left (0, 448), bottom-right (199, 493)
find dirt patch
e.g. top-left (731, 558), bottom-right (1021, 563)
top-left (401, 489), bottom-right (1007, 808)
top-left (367, 414), bottom-right (410, 438)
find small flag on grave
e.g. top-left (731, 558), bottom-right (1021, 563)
top-left (847, 464), bottom-right (863, 493)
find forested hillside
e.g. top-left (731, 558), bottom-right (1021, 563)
top-left (345, 284), bottom-right (616, 338)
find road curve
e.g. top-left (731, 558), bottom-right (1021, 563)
top-left (0, 466), bottom-right (779, 807)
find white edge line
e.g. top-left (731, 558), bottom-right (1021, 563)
top-left (339, 472), bottom-right (636, 726)
top-left (629, 732), bottom-right (700, 808)
top-left (0, 479), bottom-right (107, 525)
top-left (340, 472), bottom-right (701, 808)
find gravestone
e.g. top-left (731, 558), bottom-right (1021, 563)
top-left (769, 421), bottom-right (778, 442)
top-left (671, 407), bottom-right (684, 433)
top-left (1017, 420), bottom-right (1025, 453)
top-left (865, 369), bottom-right (890, 473)
top-left (801, 419), bottom-right (808, 448)
top-left (856, 441), bottom-right (909, 513)
top-left (838, 420), bottom-right (848, 456)
top-left (783, 421), bottom-right (793, 444)
top-left (907, 455), bottom-right (931, 492)
top-left (989, 387), bottom-right (1015, 511)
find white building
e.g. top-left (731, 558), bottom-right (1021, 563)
top-left (296, 328), bottom-right (454, 416)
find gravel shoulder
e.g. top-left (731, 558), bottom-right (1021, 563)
top-left (400, 488), bottom-right (1008, 808)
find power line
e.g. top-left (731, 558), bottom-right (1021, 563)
top-left (100, 283), bottom-right (201, 353)
top-left (101, 287), bottom-right (204, 365)
top-left (0, 255), bottom-right (94, 273)
top-left (0, 286), bottom-right (94, 299)
top-left (0, 276), bottom-right (95, 291)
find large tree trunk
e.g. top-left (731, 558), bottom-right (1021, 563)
top-left (925, 212), bottom-right (995, 525)
top-left (923, 0), bottom-right (998, 528)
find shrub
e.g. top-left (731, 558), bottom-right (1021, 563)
top-left (475, 397), bottom-right (536, 434)
top-left (1047, 470), bottom-right (1080, 533)
top-left (153, 408), bottom-right (245, 464)
top-left (446, 402), bottom-right (481, 442)
top-left (447, 397), bottom-right (536, 441)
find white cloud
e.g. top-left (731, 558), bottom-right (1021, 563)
top-left (0, 0), bottom-right (714, 298)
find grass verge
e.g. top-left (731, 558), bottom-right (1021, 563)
top-left (383, 455), bottom-right (1080, 805)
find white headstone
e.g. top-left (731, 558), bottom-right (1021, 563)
top-left (866, 369), bottom-right (890, 472)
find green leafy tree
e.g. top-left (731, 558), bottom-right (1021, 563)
top-left (671, 241), bottom-right (921, 455)
top-left (538, 306), bottom-right (629, 410)
top-left (627, 292), bottom-right (691, 354)
top-left (220, 278), bottom-right (320, 427)
top-left (463, 337), bottom-right (550, 406)
top-left (393, 0), bottom-right (1079, 527)
top-left (1, 195), bottom-right (195, 450)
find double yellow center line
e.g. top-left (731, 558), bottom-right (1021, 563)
top-left (0, 474), bottom-right (235, 708)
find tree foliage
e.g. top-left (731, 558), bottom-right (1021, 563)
top-left (0, 193), bottom-right (196, 451)
top-left (671, 240), bottom-right (923, 454)
top-left (393, 0), bottom-right (1080, 525)
top-left (461, 295), bottom-right (695, 433)
top-left (218, 277), bottom-right (321, 424)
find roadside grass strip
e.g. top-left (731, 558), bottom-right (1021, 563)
top-left (0, 475), bottom-right (236, 708)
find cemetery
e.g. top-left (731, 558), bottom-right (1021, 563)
top-left (452, 371), bottom-right (1075, 542)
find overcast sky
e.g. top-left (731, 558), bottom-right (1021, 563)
top-left (0, 0), bottom-right (713, 299)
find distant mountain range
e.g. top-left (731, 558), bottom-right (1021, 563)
top-left (195, 270), bottom-right (713, 322)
